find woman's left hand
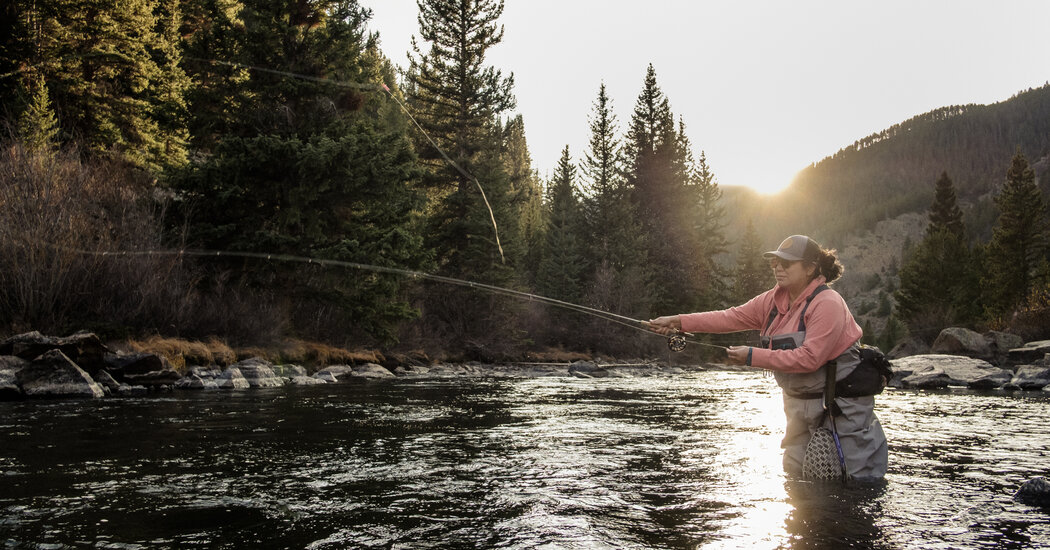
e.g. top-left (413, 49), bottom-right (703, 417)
top-left (726, 346), bottom-right (750, 366)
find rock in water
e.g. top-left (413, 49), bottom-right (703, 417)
top-left (105, 352), bottom-right (181, 387)
top-left (891, 355), bottom-right (1010, 389)
top-left (0, 331), bottom-right (109, 373)
top-left (0, 356), bottom-right (29, 400)
top-left (217, 367), bottom-right (250, 389)
top-left (230, 358), bottom-right (285, 388)
top-left (351, 363), bottom-right (395, 379)
top-left (1004, 366), bottom-right (1050, 390)
top-left (16, 350), bottom-right (104, 398)
top-left (1014, 477), bottom-right (1050, 507)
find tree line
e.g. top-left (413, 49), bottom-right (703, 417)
top-left (893, 152), bottom-right (1050, 345)
top-left (0, 0), bottom-right (775, 359)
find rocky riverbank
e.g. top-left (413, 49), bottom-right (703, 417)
top-left (1, 329), bottom-right (1049, 400)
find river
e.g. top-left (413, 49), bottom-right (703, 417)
top-left (1, 370), bottom-right (1048, 549)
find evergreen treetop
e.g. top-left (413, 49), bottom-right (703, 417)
top-left (928, 171), bottom-right (965, 238)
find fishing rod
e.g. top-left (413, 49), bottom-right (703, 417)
top-left (80, 246), bottom-right (724, 353)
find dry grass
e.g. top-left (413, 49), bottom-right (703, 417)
top-left (124, 335), bottom-right (383, 371)
top-left (275, 339), bottom-right (383, 366)
top-left (524, 347), bottom-right (593, 363)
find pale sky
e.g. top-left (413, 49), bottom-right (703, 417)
top-left (359, 0), bottom-right (1050, 194)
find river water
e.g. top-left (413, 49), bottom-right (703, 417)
top-left (1, 370), bottom-right (1049, 549)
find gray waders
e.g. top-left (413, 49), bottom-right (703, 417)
top-left (763, 286), bottom-right (888, 482)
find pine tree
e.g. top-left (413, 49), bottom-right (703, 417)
top-left (895, 171), bottom-right (980, 340)
top-left (7, 0), bottom-right (190, 171)
top-left (408, 0), bottom-right (517, 278)
top-left (16, 73), bottom-right (59, 154)
top-left (578, 83), bottom-right (652, 354)
top-left (624, 64), bottom-right (697, 315)
top-left (688, 145), bottom-right (731, 310)
top-left (502, 115), bottom-right (544, 285)
top-left (928, 171), bottom-right (965, 237)
top-left (733, 219), bottom-right (769, 303)
top-left (536, 146), bottom-right (584, 304)
top-left (982, 150), bottom-right (1049, 317)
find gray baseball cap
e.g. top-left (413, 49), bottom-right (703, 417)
top-left (763, 235), bottom-right (818, 261)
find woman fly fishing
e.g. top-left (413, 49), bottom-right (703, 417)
top-left (646, 235), bottom-right (888, 481)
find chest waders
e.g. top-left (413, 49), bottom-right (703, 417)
top-left (761, 285), bottom-right (850, 484)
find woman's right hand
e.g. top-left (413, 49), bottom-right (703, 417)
top-left (644, 315), bottom-right (681, 335)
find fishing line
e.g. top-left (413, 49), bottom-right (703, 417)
top-left (67, 245), bottom-right (726, 352)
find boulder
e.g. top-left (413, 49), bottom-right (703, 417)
top-left (1008, 341), bottom-right (1050, 366)
top-left (287, 375), bottom-right (327, 386)
top-left (270, 364), bottom-right (308, 378)
top-left (1014, 477), bottom-right (1050, 507)
top-left (230, 357), bottom-right (285, 388)
top-left (1004, 365), bottom-right (1050, 390)
top-left (0, 367), bottom-right (22, 400)
top-left (0, 331), bottom-right (109, 374)
top-left (984, 331), bottom-right (1024, 360)
top-left (217, 367), bottom-right (250, 390)
top-left (189, 366), bottom-right (223, 379)
top-left (887, 336), bottom-right (930, 359)
top-left (175, 374), bottom-right (220, 390)
top-left (94, 370), bottom-right (122, 393)
top-left (0, 356), bottom-right (29, 400)
top-left (930, 328), bottom-right (992, 360)
top-left (313, 365), bottom-right (355, 383)
top-left (116, 384), bottom-right (148, 396)
top-left (16, 350), bottom-right (104, 398)
top-left (891, 355), bottom-right (1010, 389)
top-left (105, 352), bottom-right (181, 386)
top-left (350, 363), bottom-right (395, 380)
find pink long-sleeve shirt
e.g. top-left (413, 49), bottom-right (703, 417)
top-left (679, 276), bottom-right (862, 373)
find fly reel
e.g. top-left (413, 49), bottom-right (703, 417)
top-left (667, 332), bottom-right (687, 352)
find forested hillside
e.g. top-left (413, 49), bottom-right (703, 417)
top-left (726, 84), bottom-right (1050, 246)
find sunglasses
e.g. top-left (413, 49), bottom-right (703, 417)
top-left (768, 257), bottom-right (800, 269)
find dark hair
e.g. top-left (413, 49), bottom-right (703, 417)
top-left (804, 239), bottom-right (844, 283)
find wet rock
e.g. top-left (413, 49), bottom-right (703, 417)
top-left (217, 367), bottom-right (250, 389)
top-left (16, 350), bottom-right (104, 398)
top-left (175, 374), bottom-right (220, 390)
top-left (1008, 341), bottom-right (1050, 366)
top-left (891, 355), bottom-right (1010, 389)
top-left (270, 364), bottom-right (307, 378)
top-left (351, 363), bottom-right (395, 380)
top-left (930, 328), bottom-right (992, 360)
top-left (231, 358), bottom-right (285, 388)
top-left (0, 356), bottom-right (29, 400)
top-left (105, 352), bottom-right (181, 386)
top-left (1004, 366), bottom-right (1050, 390)
top-left (313, 365), bottom-right (354, 383)
top-left (116, 384), bottom-right (149, 396)
top-left (0, 331), bottom-right (109, 374)
top-left (189, 366), bottom-right (223, 380)
top-left (1014, 477), bottom-right (1050, 507)
top-left (0, 368), bottom-right (22, 400)
top-left (287, 375), bottom-right (327, 386)
top-left (94, 370), bottom-right (122, 393)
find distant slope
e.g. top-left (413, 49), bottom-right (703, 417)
top-left (724, 83), bottom-right (1050, 248)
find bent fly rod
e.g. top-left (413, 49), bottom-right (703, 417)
top-left (83, 247), bottom-right (722, 353)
